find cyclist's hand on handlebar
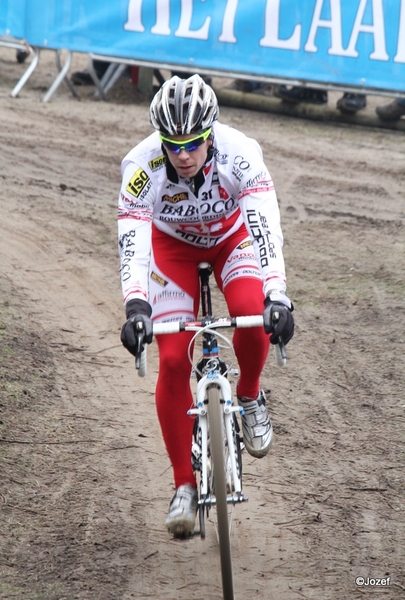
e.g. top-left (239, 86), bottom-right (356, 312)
top-left (120, 299), bottom-right (153, 357)
top-left (263, 296), bottom-right (294, 345)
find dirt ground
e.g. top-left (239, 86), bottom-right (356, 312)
top-left (1, 48), bottom-right (404, 600)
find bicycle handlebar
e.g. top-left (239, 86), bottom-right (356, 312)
top-left (154, 315), bottom-right (286, 366)
top-left (135, 315), bottom-right (286, 376)
top-left (152, 314), bottom-right (264, 335)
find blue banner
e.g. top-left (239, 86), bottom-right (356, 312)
top-left (0, 0), bottom-right (26, 39)
top-left (2, 0), bottom-right (405, 94)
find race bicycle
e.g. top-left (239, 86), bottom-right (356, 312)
top-left (134, 262), bottom-right (285, 600)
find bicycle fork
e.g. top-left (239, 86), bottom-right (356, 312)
top-left (188, 372), bottom-right (248, 507)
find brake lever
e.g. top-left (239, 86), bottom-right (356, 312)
top-left (134, 321), bottom-right (145, 370)
top-left (277, 337), bottom-right (287, 360)
top-left (271, 310), bottom-right (286, 366)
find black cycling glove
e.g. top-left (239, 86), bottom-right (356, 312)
top-left (263, 296), bottom-right (294, 345)
top-left (121, 299), bottom-right (153, 357)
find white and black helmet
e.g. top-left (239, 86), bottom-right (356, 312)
top-left (150, 74), bottom-right (219, 135)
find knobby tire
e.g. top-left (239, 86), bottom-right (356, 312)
top-left (207, 385), bottom-right (234, 600)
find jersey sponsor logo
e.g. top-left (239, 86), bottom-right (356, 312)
top-left (245, 172), bottom-right (269, 187)
top-left (224, 271), bottom-right (239, 284)
top-left (120, 192), bottom-right (135, 205)
top-left (152, 290), bottom-right (186, 304)
top-left (246, 209), bottom-right (276, 267)
top-left (158, 315), bottom-right (196, 323)
top-left (148, 155), bottom-right (166, 170)
top-left (260, 213), bottom-right (269, 229)
top-left (213, 149), bottom-right (228, 164)
top-left (237, 240), bottom-right (253, 250)
top-left (119, 229), bottom-right (136, 249)
top-left (239, 184), bottom-right (275, 200)
top-left (175, 230), bottom-right (222, 247)
top-left (226, 251), bottom-right (255, 264)
top-left (119, 229), bottom-right (136, 282)
top-left (121, 192), bottom-right (149, 207)
top-left (160, 197), bottom-right (237, 219)
top-left (232, 155), bottom-right (251, 181)
top-left (159, 215), bottom-right (197, 223)
top-left (126, 168), bottom-right (150, 197)
top-left (232, 166), bottom-right (244, 182)
top-left (234, 156), bottom-right (251, 170)
top-left (136, 179), bottom-right (153, 201)
top-left (222, 267), bottom-right (260, 289)
top-left (162, 192), bottom-right (189, 203)
top-left (120, 192), bottom-right (153, 212)
top-left (151, 271), bottom-right (168, 287)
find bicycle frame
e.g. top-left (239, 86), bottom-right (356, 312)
top-left (188, 263), bottom-right (246, 508)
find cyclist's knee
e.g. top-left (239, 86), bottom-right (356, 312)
top-left (224, 279), bottom-right (264, 316)
top-left (156, 333), bottom-right (191, 376)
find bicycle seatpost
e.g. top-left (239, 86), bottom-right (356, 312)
top-left (198, 262), bottom-right (213, 318)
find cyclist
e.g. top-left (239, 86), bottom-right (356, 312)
top-left (118, 74), bottom-right (294, 536)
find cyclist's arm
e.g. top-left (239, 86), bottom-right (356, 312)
top-left (118, 162), bottom-right (154, 306)
top-left (235, 144), bottom-right (291, 308)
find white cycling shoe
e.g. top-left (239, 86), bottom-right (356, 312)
top-left (165, 483), bottom-right (198, 537)
top-left (238, 390), bottom-right (273, 458)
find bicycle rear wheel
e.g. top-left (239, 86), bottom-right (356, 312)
top-left (207, 385), bottom-right (234, 600)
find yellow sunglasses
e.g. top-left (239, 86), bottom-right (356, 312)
top-left (159, 128), bottom-right (212, 154)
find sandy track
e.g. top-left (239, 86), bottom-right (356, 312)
top-left (1, 48), bottom-right (404, 599)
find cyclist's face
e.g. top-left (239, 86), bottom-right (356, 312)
top-left (165, 135), bottom-right (212, 178)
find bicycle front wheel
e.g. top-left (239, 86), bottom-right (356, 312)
top-left (207, 385), bottom-right (234, 600)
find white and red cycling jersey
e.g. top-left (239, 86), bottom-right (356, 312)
top-left (118, 121), bottom-right (290, 314)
